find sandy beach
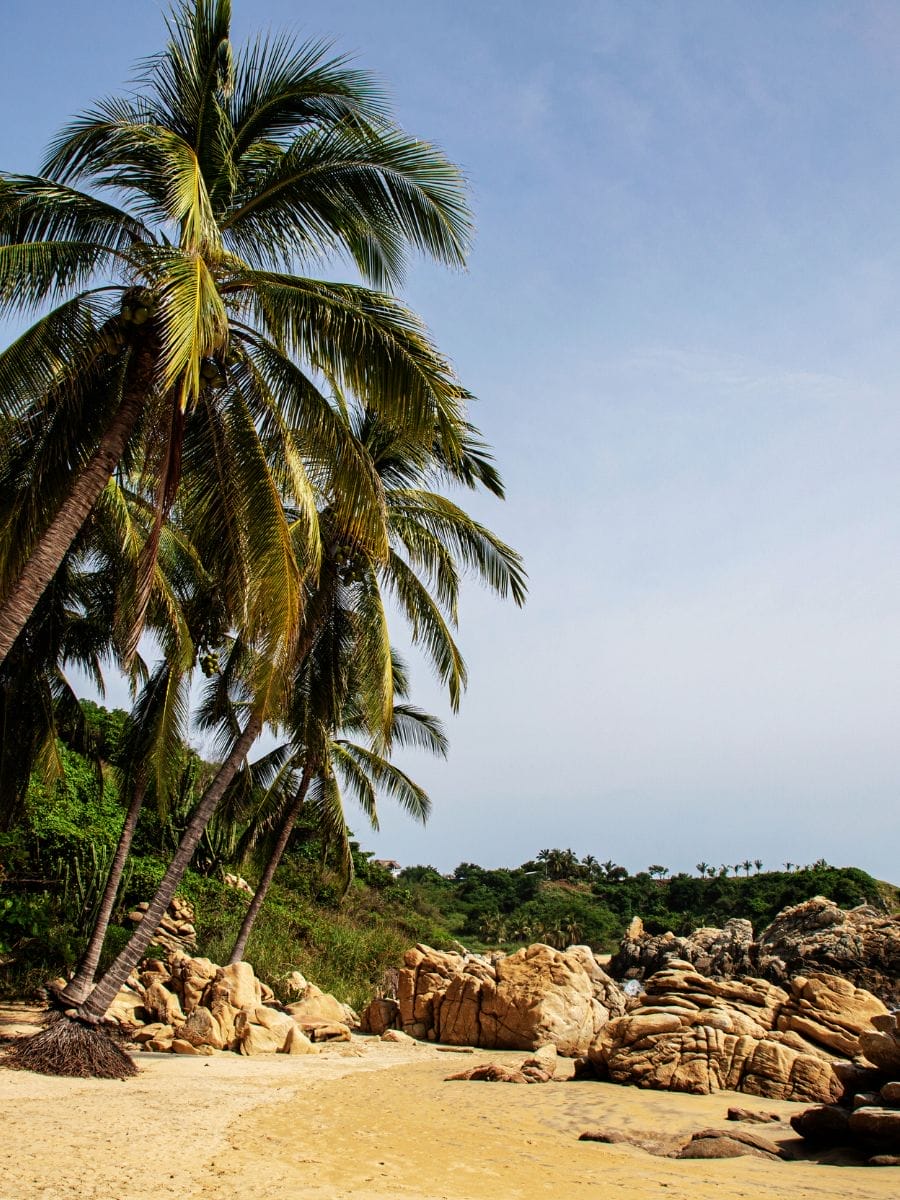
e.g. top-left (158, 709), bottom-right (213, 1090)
top-left (1, 1010), bottom-right (897, 1200)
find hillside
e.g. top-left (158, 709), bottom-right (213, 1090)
top-left (1, 705), bottom-right (895, 1008)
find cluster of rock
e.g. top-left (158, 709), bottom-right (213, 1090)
top-left (791, 1011), bottom-right (900, 1163)
top-left (586, 963), bottom-right (888, 1103)
top-left (610, 897), bottom-right (900, 1006)
top-left (361, 942), bottom-right (627, 1056)
top-left (105, 951), bottom-right (357, 1056)
top-left (126, 898), bottom-right (198, 955)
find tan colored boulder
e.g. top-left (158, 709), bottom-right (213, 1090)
top-left (285, 970), bottom-right (308, 995)
top-left (381, 1029), bottom-right (416, 1045)
top-left (174, 1005), bottom-right (226, 1050)
top-left (479, 944), bottom-right (603, 1056)
top-left (589, 966), bottom-right (854, 1103)
top-left (280, 1025), bottom-right (318, 1055)
top-left (295, 1019), bottom-right (352, 1042)
top-left (171, 1038), bottom-right (200, 1055)
top-left (143, 978), bottom-right (185, 1026)
top-left (778, 974), bottom-right (889, 1057)
top-left (360, 997), bottom-right (400, 1035)
top-left (860, 1012), bottom-right (900, 1072)
top-left (285, 983), bottom-right (348, 1026)
top-left (144, 1035), bottom-right (174, 1052)
top-left (216, 961), bottom-right (263, 1011)
top-left (849, 1106), bottom-right (900, 1148)
top-left (132, 1023), bottom-right (174, 1044)
top-left (234, 1009), bottom-right (293, 1054)
top-left (170, 955), bottom-right (219, 1014)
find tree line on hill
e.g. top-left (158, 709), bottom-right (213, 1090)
top-left (398, 852), bottom-right (892, 952)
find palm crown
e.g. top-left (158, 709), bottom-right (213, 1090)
top-left (0, 0), bottom-right (474, 673)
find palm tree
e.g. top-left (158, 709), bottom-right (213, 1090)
top-left (695, 861), bottom-right (709, 878)
top-left (0, 0), bottom-right (474, 666)
top-left (754, 858), bottom-right (763, 874)
top-left (224, 398), bottom-right (524, 959)
top-left (647, 864), bottom-right (669, 880)
top-left (226, 637), bottom-right (445, 964)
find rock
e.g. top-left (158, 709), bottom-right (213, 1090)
top-left (848, 1107), bottom-right (900, 1148)
top-left (215, 961), bottom-right (262, 1011)
top-left (726, 1107), bottom-right (782, 1123)
top-left (127, 898), bottom-right (198, 953)
top-left (170, 955), bottom-right (219, 1014)
top-left (677, 1128), bottom-right (783, 1161)
top-left (881, 1081), bottom-right (900, 1104)
top-left (294, 1020), bottom-right (352, 1043)
top-left (144, 1036), bottom-right (174, 1053)
top-left (445, 1052), bottom-right (556, 1084)
top-left (142, 979), bottom-right (185, 1026)
top-left (777, 974), bottom-right (889, 1057)
top-left (381, 1029), bottom-right (416, 1044)
top-left (859, 1012), bottom-right (900, 1072)
top-left (587, 967), bottom-right (868, 1102)
top-left (235, 1013), bottom-right (289, 1055)
top-left (611, 898), bottom-right (900, 1008)
top-left (579, 1128), bottom-right (630, 1144)
top-left (171, 1039), bottom-right (199, 1055)
top-left (394, 942), bottom-right (625, 1055)
top-left (285, 970), bottom-right (308, 995)
top-left (132, 1023), bottom-right (174, 1044)
top-left (285, 983), bottom-right (354, 1028)
top-left (611, 918), bottom-right (755, 981)
top-left (106, 985), bottom-right (147, 1027)
top-left (790, 1104), bottom-right (852, 1144)
top-left (757, 897), bottom-right (900, 1006)
top-left (280, 1025), bottom-right (318, 1055)
top-left (174, 1005), bottom-right (226, 1050)
top-left (360, 997), bottom-right (401, 1036)
top-left (869, 1155), bottom-right (900, 1166)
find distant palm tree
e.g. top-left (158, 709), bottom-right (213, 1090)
top-left (753, 859), bottom-right (763, 874)
top-left (648, 864), bottom-right (669, 880)
top-left (741, 859), bottom-right (753, 876)
top-left (695, 861), bottom-right (709, 877)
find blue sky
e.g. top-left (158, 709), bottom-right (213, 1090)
top-left (3, 1), bottom-right (900, 880)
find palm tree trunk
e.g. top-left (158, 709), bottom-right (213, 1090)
top-left (60, 769), bottom-right (148, 1005)
top-left (0, 344), bottom-right (156, 667)
top-left (75, 714), bottom-right (262, 1023)
top-left (228, 764), bottom-right (313, 965)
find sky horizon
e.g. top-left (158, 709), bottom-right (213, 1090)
top-left (2, 1), bottom-right (900, 884)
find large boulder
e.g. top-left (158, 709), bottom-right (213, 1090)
top-left (285, 982), bottom-right (357, 1029)
top-left (391, 942), bottom-right (626, 1055)
top-left (587, 965), bottom-right (889, 1103)
top-left (758, 897), bottom-right (900, 1006)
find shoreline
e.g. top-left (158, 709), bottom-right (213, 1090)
top-left (2, 1031), bottom-right (898, 1200)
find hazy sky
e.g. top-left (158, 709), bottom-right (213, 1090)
top-left (3, 1), bottom-right (900, 880)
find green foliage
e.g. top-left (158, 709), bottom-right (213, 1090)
top-left (400, 852), bottom-right (890, 953)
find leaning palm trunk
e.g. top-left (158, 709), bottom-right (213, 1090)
top-left (60, 770), bottom-right (148, 1005)
top-left (75, 714), bottom-right (263, 1024)
top-left (228, 765), bottom-right (314, 965)
top-left (0, 346), bottom-right (155, 667)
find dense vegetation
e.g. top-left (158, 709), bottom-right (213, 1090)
top-left (0, 703), bottom-right (447, 1008)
